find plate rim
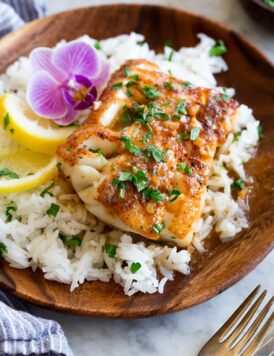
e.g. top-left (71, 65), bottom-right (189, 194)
top-left (0, 3), bottom-right (273, 318)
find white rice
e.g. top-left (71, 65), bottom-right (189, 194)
top-left (0, 33), bottom-right (259, 295)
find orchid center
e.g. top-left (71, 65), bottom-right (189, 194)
top-left (63, 74), bottom-right (98, 111)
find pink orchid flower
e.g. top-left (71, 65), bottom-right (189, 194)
top-left (27, 41), bottom-right (109, 125)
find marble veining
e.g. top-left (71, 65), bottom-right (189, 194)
top-left (29, 1), bottom-right (274, 355)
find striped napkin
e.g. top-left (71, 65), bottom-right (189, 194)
top-left (0, 290), bottom-right (73, 355)
top-left (0, 0), bottom-right (46, 36)
top-left (0, 3), bottom-right (73, 354)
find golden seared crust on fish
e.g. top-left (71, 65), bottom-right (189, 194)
top-left (57, 59), bottom-right (239, 246)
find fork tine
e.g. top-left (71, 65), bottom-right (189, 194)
top-left (242, 311), bottom-right (274, 356)
top-left (224, 290), bottom-right (267, 346)
top-left (214, 285), bottom-right (261, 341)
top-left (232, 296), bottom-right (274, 353)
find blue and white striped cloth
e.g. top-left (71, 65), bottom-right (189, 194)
top-left (0, 290), bottom-right (73, 355)
top-left (0, 4), bottom-right (73, 355)
top-left (0, 0), bottom-right (46, 37)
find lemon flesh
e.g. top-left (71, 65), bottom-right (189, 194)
top-left (0, 94), bottom-right (76, 155)
top-left (0, 149), bottom-right (57, 194)
top-left (0, 125), bottom-right (57, 194)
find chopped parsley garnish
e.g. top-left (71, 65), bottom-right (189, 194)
top-left (177, 162), bottom-right (192, 175)
top-left (152, 222), bottom-right (165, 234)
top-left (56, 162), bottom-right (62, 171)
top-left (182, 81), bottom-right (194, 88)
top-left (121, 101), bottom-right (168, 129)
top-left (3, 113), bottom-right (9, 129)
top-left (10, 128), bottom-right (14, 134)
top-left (142, 133), bottom-right (153, 143)
top-left (0, 242), bottom-right (7, 257)
top-left (231, 178), bottom-right (244, 191)
top-left (169, 189), bottom-right (181, 202)
top-left (132, 170), bottom-right (149, 192)
top-left (129, 74), bottom-right (139, 81)
top-left (146, 145), bottom-right (163, 163)
top-left (89, 148), bottom-right (104, 155)
top-left (126, 80), bottom-right (139, 87)
top-left (40, 182), bottom-right (55, 197)
top-left (257, 125), bottom-right (264, 141)
top-left (175, 99), bottom-right (187, 115)
top-left (133, 127), bottom-right (140, 138)
top-left (185, 166), bottom-right (192, 175)
top-left (59, 232), bottom-right (83, 247)
top-left (130, 262), bottom-right (142, 274)
top-left (46, 203), bottom-right (60, 217)
top-left (173, 114), bottom-right (181, 121)
top-left (118, 183), bottom-right (127, 199)
top-left (167, 69), bottom-right (173, 76)
top-left (105, 244), bottom-right (117, 258)
top-left (126, 88), bottom-right (132, 97)
top-left (214, 95), bottom-right (222, 101)
top-left (0, 168), bottom-right (19, 179)
top-left (178, 131), bottom-right (188, 141)
top-left (190, 127), bottom-right (200, 141)
top-left (233, 131), bottom-right (242, 142)
top-left (168, 51), bottom-right (174, 62)
top-left (164, 40), bottom-right (172, 48)
top-left (145, 123), bottom-right (153, 133)
top-left (5, 204), bottom-right (16, 222)
top-left (113, 178), bottom-right (128, 198)
top-left (137, 40), bottom-right (145, 46)
top-left (148, 102), bottom-right (169, 121)
top-left (94, 41), bottom-right (101, 50)
top-left (162, 100), bottom-right (171, 106)
top-left (142, 187), bottom-right (165, 202)
top-left (209, 40), bottom-right (227, 57)
top-left (58, 232), bottom-right (66, 242)
top-left (111, 82), bottom-right (123, 90)
top-left (112, 170), bottom-right (148, 194)
top-left (66, 236), bottom-right (82, 247)
top-left (164, 81), bottom-right (174, 90)
top-left (221, 88), bottom-right (231, 102)
top-left (121, 106), bottom-right (132, 125)
top-left (142, 86), bottom-right (161, 99)
top-left (122, 66), bottom-right (131, 76)
top-left (120, 136), bottom-right (142, 156)
top-left (118, 171), bottom-right (133, 181)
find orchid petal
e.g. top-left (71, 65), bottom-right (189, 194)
top-left (27, 71), bottom-right (68, 119)
top-left (92, 60), bottom-right (110, 87)
top-left (29, 48), bottom-right (66, 81)
top-left (54, 107), bottom-right (78, 126)
top-left (74, 74), bottom-right (92, 88)
top-left (52, 41), bottom-right (100, 79)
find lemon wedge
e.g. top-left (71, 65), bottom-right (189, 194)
top-left (0, 147), bottom-right (57, 194)
top-left (0, 94), bottom-right (76, 155)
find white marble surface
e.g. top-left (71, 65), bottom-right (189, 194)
top-left (30, 253), bottom-right (274, 356)
top-left (29, 1), bottom-right (274, 355)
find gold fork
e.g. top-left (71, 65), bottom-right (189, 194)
top-left (198, 285), bottom-right (274, 355)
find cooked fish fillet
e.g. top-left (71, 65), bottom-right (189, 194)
top-left (57, 59), bottom-right (239, 246)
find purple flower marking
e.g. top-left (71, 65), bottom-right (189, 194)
top-left (27, 41), bottom-right (109, 125)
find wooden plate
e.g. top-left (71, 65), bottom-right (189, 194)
top-left (240, 0), bottom-right (274, 28)
top-left (0, 4), bottom-right (273, 318)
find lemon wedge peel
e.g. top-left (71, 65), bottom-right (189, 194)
top-left (0, 156), bottom-right (57, 194)
top-left (0, 94), bottom-right (75, 155)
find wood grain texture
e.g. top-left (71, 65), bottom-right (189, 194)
top-left (0, 4), bottom-right (273, 318)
